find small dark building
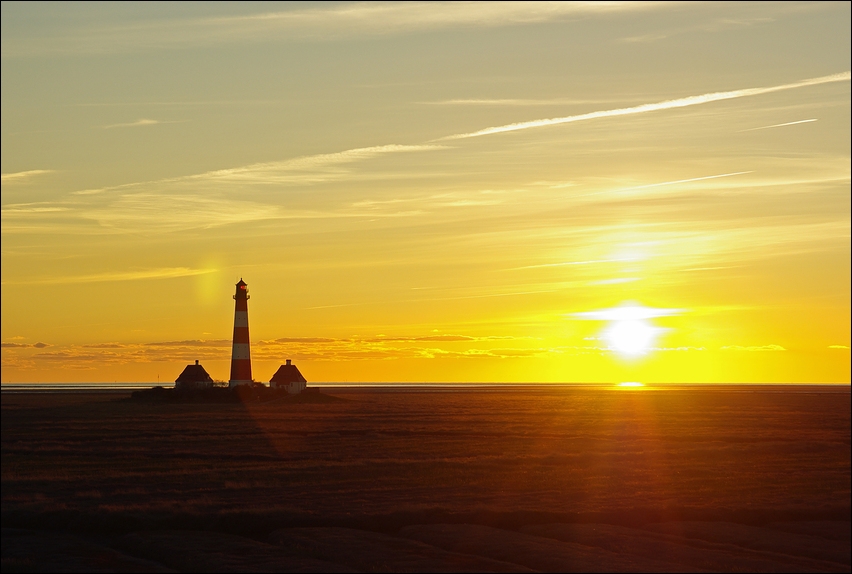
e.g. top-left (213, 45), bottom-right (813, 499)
top-left (270, 359), bottom-right (307, 394)
top-left (175, 360), bottom-right (214, 390)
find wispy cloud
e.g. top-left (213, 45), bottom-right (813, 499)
top-left (102, 118), bottom-right (179, 129)
top-left (218, 1), bottom-right (664, 32)
top-left (739, 118), bottom-right (817, 132)
top-left (619, 33), bottom-right (669, 43)
top-left (2, 2), bottom-right (673, 56)
top-left (510, 256), bottom-right (642, 270)
top-left (196, 144), bottom-right (445, 183)
top-left (440, 72), bottom-right (850, 140)
top-left (721, 344), bottom-right (786, 351)
top-left (79, 194), bottom-right (284, 230)
top-left (365, 334), bottom-right (516, 342)
top-left (589, 277), bottom-right (638, 285)
top-left (419, 97), bottom-right (631, 106)
top-left (73, 144), bottom-right (443, 196)
top-left (1, 204), bottom-right (69, 214)
top-left (146, 339), bottom-right (230, 347)
top-left (1, 170), bottom-right (54, 183)
top-left (2, 267), bottom-right (215, 286)
top-left (72, 99), bottom-right (288, 108)
top-left (617, 14), bottom-right (775, 44)
top-left (517, 217), bottom-right (850, 291)
top-left (591, 171), bottom-right (753, 197)
top-left (75, 146), bottom-right (440, 230)
top-left (5, 73), bottom-right (847, 240)
top-left (572, 305), bottom-right (685, 321)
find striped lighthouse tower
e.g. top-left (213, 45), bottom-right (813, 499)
top-left (228, 279), bottom-right (253, 387)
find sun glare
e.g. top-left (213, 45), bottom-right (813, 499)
top-left (605, 319), bottom-right (656, 356)
top-left (617, 381), bottom-right (644, 387)
top-left (574, 303), bottom-right (681, 359)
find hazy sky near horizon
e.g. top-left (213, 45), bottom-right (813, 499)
top-left (2, 1), bottom-right (850, 383)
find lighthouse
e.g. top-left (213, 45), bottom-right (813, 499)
top-left (229, 279), bottom-right (253, 387)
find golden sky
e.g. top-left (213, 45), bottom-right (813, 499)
top-left (2, 2), bottom-right (850, 383)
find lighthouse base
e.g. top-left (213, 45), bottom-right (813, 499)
top-left (228, 380), bottom-right (254, 388)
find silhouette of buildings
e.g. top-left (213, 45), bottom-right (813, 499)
top-left (229, 279), bottom-right (253, 388)
top-left (175, 360), bottom-right (214, 390)
top-left (270, 359), bottom-right (307, 394)
top-left (171, 280), bottom-right (309, 394)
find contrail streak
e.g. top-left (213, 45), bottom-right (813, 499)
top-left (612, 171), bottom-right (753, 192)
top-left (440, 72), bottom-right (849, 140)
top-left (739, 118), bottom-right (817, 132)
top-left (574, 171), bottom-right (753, 200)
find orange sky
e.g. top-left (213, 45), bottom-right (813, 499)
top-left (2, 2), bottom-right (850, 383)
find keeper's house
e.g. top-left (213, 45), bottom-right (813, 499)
top-left (270, 359), bottom-right (307, 394)
top-left (175, 360), bottom-right (214, 390)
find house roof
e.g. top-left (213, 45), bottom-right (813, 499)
top-left (175, 363), bottom-right (213, 383)
top-left (270, 363), bottom-right (307, 384)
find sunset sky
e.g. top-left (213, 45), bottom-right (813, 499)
top-left (2, 1), bottom-right (849, 383)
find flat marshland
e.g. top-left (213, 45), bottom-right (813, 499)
top-left (2, 385), bottom-right (849, 572)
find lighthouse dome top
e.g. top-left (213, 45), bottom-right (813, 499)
top-left (233, 278), bottom-right (249, 300)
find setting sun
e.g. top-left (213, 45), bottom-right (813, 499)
top-left (605, 320), bottom-right (658, 357)
top-left (573, 303), bottom-right (679, 358)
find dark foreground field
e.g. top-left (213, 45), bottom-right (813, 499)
top-left (2, 385), bottom-right (849, 572)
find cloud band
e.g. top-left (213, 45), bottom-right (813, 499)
top-left (440, 72), bottom-right (850, 140)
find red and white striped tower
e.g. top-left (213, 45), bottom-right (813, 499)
top-left (228, 279), bottom-right (253, 387)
